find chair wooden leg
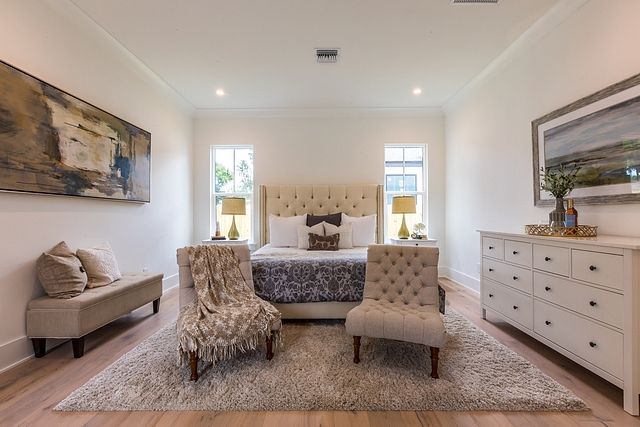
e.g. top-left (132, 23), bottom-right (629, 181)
top-left (266, 332), bottom-right (274, 360)
top-left (153, 298), bottom-right (160, 314)
top-left (353, 336), bottom-right (361, 363)
top-left (189, 351), bottom-right (199, 381)
top-left (430, 347), bottom-right (440, 379)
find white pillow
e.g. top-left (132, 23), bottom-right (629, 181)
top-left (297, 222), bottom-right (325, 249)
top-left (342, 213), bottom-right (376, 246)
top-left (324, 222), bottom-right (353, 249)
top-left (76, 241), bottom-right (122, 288)
top-left (269, 214), bottom-right (307, 247)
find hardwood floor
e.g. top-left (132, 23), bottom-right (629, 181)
top-left (1, 278), bottom-right (638, 426)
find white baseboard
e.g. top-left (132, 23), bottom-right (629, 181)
top-left (0, 335), bottom-right (66, 375)
top-left (440, 266), bottom-right (480, 293)
top-left (162, 272), bottom-right (179, 292)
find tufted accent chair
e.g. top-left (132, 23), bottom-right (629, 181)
top-left (345, 245), bottom-right (446, 378)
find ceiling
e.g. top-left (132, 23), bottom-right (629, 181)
top-left (63, 0), bottom-right (571, 114)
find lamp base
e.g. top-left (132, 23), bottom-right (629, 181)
top-left (397, 214), bottom-right (410, 239)
top-left (228, 216), bottom-right (240, 240)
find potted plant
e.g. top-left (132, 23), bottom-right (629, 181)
top-left (540, 164), bottom-right (581, 225)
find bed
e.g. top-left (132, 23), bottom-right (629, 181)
top-left (253, 184), bottom-right (383, 318)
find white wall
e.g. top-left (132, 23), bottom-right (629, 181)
top-left (0, 0), bottom-right (193, 372)
top-left (193, 115), bottom-right (446, 251)
top-left (445, 0), bottom-right (640, 291)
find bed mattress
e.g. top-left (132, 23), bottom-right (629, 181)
top-left (251, 245), bottom-right (367, 303)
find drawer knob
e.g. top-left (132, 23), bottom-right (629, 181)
top-left (488, 268), bottom-right (494, 272)
top-left (512, 276), bottom-right (518, 281)
top-left (545, 320), bottom-right (551, 326)
top-left (513, 305), bottom-right (518, 310)
top-left (589, 300), bottom-right (597, 307)
top-left (544, 257), bottom-right (551, 262)
top-left (512, 251), bottom-right (518, 255)
top-left (544, 286), bottom-right (551, 291)
top-left (589, 341), bottom-right (597, 348)
top-left (489, 293), bottom-right (494, 298)
top-left (488, 246), bottom-right (494, 250)
top-left (589, 265), bottom-right (597, 271)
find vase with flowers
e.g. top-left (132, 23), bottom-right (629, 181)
top-left (540, 164), bottom-right (581, 227)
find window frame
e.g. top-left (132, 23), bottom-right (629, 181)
top-left (383, 144), bottom-right (428, 242)
top-left (210, 145), bottom-right (254, 243)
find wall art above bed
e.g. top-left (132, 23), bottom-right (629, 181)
top-left (533, 72), bottom-right (640, 206)
top-left (0, 60), bottom-right (151, 202)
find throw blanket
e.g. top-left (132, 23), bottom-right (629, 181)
top-left (176, 245), bottom-right (281, 366)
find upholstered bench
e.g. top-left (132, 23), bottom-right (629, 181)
top-left (27, 272), bottom-right (163, 358)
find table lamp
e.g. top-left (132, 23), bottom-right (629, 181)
top-left (392, 196), bottom-right (416, 239)
top-left (221, 197), bottom-right (246, 240)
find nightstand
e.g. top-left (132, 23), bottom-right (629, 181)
top-left (390, 238), bottom-right (437, 247)
top-left (201, 238), bottom-right (249, 245)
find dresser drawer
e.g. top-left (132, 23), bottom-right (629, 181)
top-left (504, 240), bottom-right (532, 268)
top-left (483, 258), bottom-right (532, 294)
top-left (533, 272), bottom-right (623, 329)
top-left (483, 280), bottom-right (532, 330)
top-left (533, 244), bottom-right (569, 276)
top-left (572, 249), bottom-right (624, 291)
top-left (482, 237), bottom-right (503, 260)
top-left (534, 299), bottom-right (623, 380)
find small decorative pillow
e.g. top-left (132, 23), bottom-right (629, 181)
top-left (36, 241), bottom-right (87, 299)
top-left (270, 214), bottom-right (307, 247)
top-left (306, 212), bottom-right (341, 227)
top-left (76, 241), bottom-right (122, 288)
top-left (308, 233), bottom-right (340, 251)
top-left (323, 222), bottom-right (353, 249)
top-left (297, 222), bottom-right (325, 249)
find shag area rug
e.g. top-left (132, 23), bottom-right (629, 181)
top-left (55, 309), bottom-right (588, 412)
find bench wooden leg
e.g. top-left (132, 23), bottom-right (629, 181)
top-left (153, 298), bottom-right (160, 314)
top-left (266, 333), bottom-right (274, 360)
top-left (72, 337), bottom-right (85, 358)
top-left (32, 338), bottom-right (46, 358)
top-left (189, 351), bottom-right (199, 381)
top-left (430, 346), bottom-right (440, 379)
top-left (353, 336), bottom-right (361, 364)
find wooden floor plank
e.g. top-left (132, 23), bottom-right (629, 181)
top-left (1, 279), bottom-right (639, 426)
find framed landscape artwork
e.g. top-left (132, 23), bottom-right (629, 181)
top-left (533, 73), bottom-right (640, 206)
top-left (0, 60), bottom-right (151, 202)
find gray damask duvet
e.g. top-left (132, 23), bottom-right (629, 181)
top-left (251, 245), bottom-right (367, 303)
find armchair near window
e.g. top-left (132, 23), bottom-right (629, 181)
top-left (345, 245), bottom-right (446, 378)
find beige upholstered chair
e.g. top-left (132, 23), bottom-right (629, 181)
top-left (176, 245), bottom-right (281, 381)
top-left (345, 245), bottom-right (446, 378)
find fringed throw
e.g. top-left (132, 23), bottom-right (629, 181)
top-left (177, 245), bottom-right (281, 366)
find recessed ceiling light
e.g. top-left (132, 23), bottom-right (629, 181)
top-left (413, 88), bottom-right (422, 95)
top-left (216, 89), bottom-right (225, 96)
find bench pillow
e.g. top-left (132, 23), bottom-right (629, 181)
top-left (36, 241), bottom-right (87, 299)
top-left (76, 241), bottom-right (122, 288)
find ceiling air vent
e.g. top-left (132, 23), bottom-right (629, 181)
top-left (316, 48), bottom-right (340, 63)
top-left (450, 0), bottom-right (501, 4)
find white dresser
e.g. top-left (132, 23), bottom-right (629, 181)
top-left (479, 230), bottom-right (640, 415)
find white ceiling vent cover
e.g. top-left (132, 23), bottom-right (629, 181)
top-left (450, 0), bottom-right (501, 4)
top-left (316, 48), bottom-right (340, 63)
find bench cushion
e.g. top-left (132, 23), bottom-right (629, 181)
top-left (27, 272), bottom-right (163, 339)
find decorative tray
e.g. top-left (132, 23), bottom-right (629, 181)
top-left (525, 224), bottom-right (598, 237)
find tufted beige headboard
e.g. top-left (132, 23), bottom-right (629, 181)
top-left (260, 184), bottom-right (384, 247)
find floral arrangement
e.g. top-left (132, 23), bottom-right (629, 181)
top-left (540, 164), bottom-right (581, 198)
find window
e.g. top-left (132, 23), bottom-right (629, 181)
top-left (211, 146), bottom-right (253, 241)
top-left (384, 145), bottom-right (426, 240)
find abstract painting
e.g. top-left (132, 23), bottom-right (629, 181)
top-left (533, 73), bottom-right (640, 206)
top-left (0, 60), bottom-right (150, 202)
